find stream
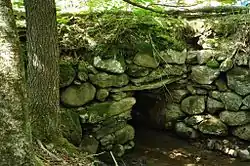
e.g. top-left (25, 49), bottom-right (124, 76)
top-left (118, 123), bottom-right (250, 166)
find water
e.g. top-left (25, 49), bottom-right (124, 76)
top-left (118, 124), bottom-right (250, 166)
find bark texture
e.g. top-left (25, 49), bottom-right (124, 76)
top-left (0, 0), bottom-right (32, 165)
top-left (25, 0), bottom-right (60, 141)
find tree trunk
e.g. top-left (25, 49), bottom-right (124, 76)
top-left (0, 0), bottom-right (32, 164)
top-left (25, 0), bottom-right (60, 141)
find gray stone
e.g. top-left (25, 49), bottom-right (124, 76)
top-left (126, 64), bottom-right (150, 77)
top-left (220, 58), bottom-right (233, 72)
top-left (79, 135), bottom-right (99, 154)
top-left (186, 51), bottom-right (198, 64)
top-left (220, 92), bottom-right (242, 111)
top-left (233, 124), bottom-right (250, 141)
top-left (227, 67), bottom-right (250, 96)
top-left (184, 115), bottom-right (207, 126)
top-left (130, 64), bottom-right (187, 85)
top-left (181, 96), bottom-right (205, 115)
top-left (89, 73), bottom-right (129, 88)
top-left (207, 97), bottom-right (224, 114)
top-left (110, 92), bottom-right (127, 101)
top-left (93, 56), bottom-right (125, 74)
top-left (81, 97), bottom-right (136, 123)
top-left (191, 66), bottom-right (220, 84)
top-left (170, 89), bottom-right (189, 103)
top-left (243, 95), bottom-right (250, 109)
top-left (133, 52), bottom-right (159, 68)
top-left (196, 50), bottom-right (214, 64)
top-left (165, 103), bottom-right (186, 123)
top-left (61, 83), bottom-right (96, 107)
top-left (60, 61), bottom-right (76, 87)
top-left (61, 108), bottom-right (82, 146)
top-left (220, 111), bottom-right (250, 126)
top-left (96, 89), bottom-right (109, 101)
top-left (198, 116), bottom-right (228, 136)
top-left (160, 49), bottom-right (187, 64)
top-left (175, 122), bottom-right (199, 138)
top-left (209, 91), bottom-right (221, 101)
top-left (238, 149), bottom-right (250, 161)
top-left (114, 125), bottom-right (135, 144)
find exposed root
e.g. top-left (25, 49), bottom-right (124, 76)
top-left (110, 151), bottom-right (119, 166)
top-left (37, 139), bottom-right (62, 162)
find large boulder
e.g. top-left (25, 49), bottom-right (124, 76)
top-left (60, 60), bottom-right (76, 87)
top-left (80, 97), bottom-right (136, 123)
top-left (93, 56), bottom-right (125, 74)
top-left (233, 124), bottom-right (250, 141)
top-left (198, 116), bottom-right (228, 136)
top-left (191, 66), bottom-right (220, 84)
top-left (181, 96), bottom-right (205, 115)
top-left (227, 67), bottom-right (250, 96)
top-left (60, 109), bottom-right (82, 146)
top-left (114, 125), bottom-right (135, 144)
top-left (89, 73), bottom-right (129, 88)
top-left (160, 49), bottom-right (187, 64)
top-left (220, 111), bottom-right (250, 126)
top-left (133, 52), bottom-right (159, 68)
top-left (61, 83), bottom-right (96, 107)
top-left (220, 92), bottom-right (242, 111)
top-left (207, 97), bottom-right (224, 114)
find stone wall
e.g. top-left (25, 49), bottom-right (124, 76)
top-left (59, 18), bottom-right (250, 157)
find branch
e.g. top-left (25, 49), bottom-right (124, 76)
top-left (148, 3), bottom-right (199, 8)
top-left (122, 0), bottom-right (166, 14)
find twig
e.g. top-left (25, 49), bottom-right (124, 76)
top-left (86, 151), bottom-right (106, 158)
top-left (110, 151), bottom-right (119, 166)
top-left (37, 139), bottom-right (62, 161)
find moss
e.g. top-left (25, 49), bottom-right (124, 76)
top-left (59, 60), bottom-right (76, 87)
top-left (54, 137), bottom-right (79, 156)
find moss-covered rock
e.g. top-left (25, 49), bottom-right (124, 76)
top-left (79, 135), bottom-right (99, 154)
top-left (215, 79), bottom-right (228, 91)
top-left (89, 72), bottom-right (129, 88)
top-left (209, 91), bottom-right (221, 101)
top-left (111, 77), bottom-right (182, 92)
top-left (165, 103), bottom-right (186, 123)
top-left (170, 89), bottom-right (189, 103)
top-left (220, 92), bottom-right (242, 111)
top-left (220, 111), bottom-right (250, 126)
top-left (198, 116), bottom-right (228, 136)
top-left (93, 56), bottom-right (125, 74)
top-left (96, 89), bottom-right (109, 101)
top-left (191, 66), bottom-right (220, 84)
top-left (175, 122), bottom-right (199, 138)
top-left (206, 59), bottom-right (220, 68)
top-left (110, 92), bottom-right (128, 101)
top-left (235, 53), bottom-right (249, 66)
top-left (233, 124), bottom-right (250, 141)
top-left (61, 83), bottom-right (96, 107)
top-left (160, 49), bottom-right (187, 64)
top-left (60, 60), bottom-right (76, 87)
top-left (80, 97), bottom-right (136, 123)
top-left (133, 52), bottom-right (159, 68)
top-left (220, 58), bottom-right (233, 72)
top-left (243, 95), bottom-right (250, 109)
top-left (114, 125), bottom-right (135, 144)
top-left (227, 67), bottom-right (250, 96)
top-left (207, 97), bottom-right (224, 114)
top-left (130, 64), bottom-right (187, 85)
top-left (184, 115), bottom-right (207, 126)
top-left (126, 64), bottom-right (150, 77)
top-left (60, 108), bottom-right (82, 146)
top-left (181, 96), bottom-right (205, 115)
top-left (196, 50), bottom-right (214, 64)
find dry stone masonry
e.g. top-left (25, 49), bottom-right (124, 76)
top-left (58, 18), bottom-right (250, 158)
